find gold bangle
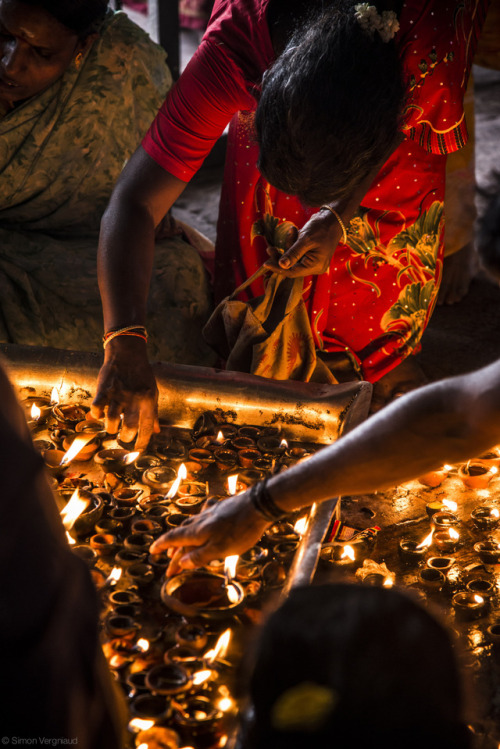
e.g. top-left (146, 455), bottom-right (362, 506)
top-left (320, 205), bottom-right (348, 245)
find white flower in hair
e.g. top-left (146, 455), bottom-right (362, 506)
top-left (354, 3), bottom-right (400, 43)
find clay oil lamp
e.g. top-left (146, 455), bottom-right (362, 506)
top-left (156, 438), bottom-right (187, 462)
top-left (23, 395), bottom-right (51, 427)
top-left (146, 663), bottom-right (192, 696)
top-left (71, 544), bottom-right (96, 566)
top-left (470, 506), bottom-right (500, 531)
top-left (132, 454), bottom-right (161, 480)
top-left (129, 695), bottom-right (172, 726)
top-left (237, 448), bottom-right (262, 469)
top-left (458, 461), bottom-right (498, 489)
top-left (176, 624), bottom-right (208, 651)
top-left (237, 545), bottom-right (268, 580)
top-left (226, 473), bottom-right (248, 496)
top-left (124, 532), bottom-right (155, 554)
top-left (418, 464), bottom-right (453, 489)
top-left (141, 504), bottom-right (169, 526)
top-left (475, 448), bottom-right (500, 469)
top-left (256, 435), bottom-right (286, 456)
top-left (75, 417), bottom-right (105, 437)
top-left (127, 562), bottom-right (155, 587)
top-left (94, 448), bottom-right (130, 473)
top-left (112, 487), bottom-right (144, 508)
top-left (95, 517), bottom-right (123, 537)
top-left (51, 402), bottom-right (89, 427)
top-left (32, 438), bottom-right (57, 454)
top-left (399, 529), bottom-right (434, 565)
top-left (196, 430), bottom-right (226, 450)
top-left (89, 532), bottom-right (119, 558)
top-left (182, 460), bottom-right (203, 480)
top-left (132, 518), bottom-right (163, 537)
top-left (230, 435), bottom-right (256, 451)
top-left (427, 556), bottom-right (455, 573)
top-left (219, 423), bottom-right (238, 439)
top-left (431, 511), bottom-right (460, 530)
top-left (320, 542), bottom-right (358, 569)
top-left (188, 447), bottom-right (214, 470)
top-left (148, 550), bottom-right (171, 575)
top-left (466, 578), bottom-right (496, 598)
top-left (43, 448), bottom-right (67, 477)
top-left (172, 696), bottom-right (224, 745)
top-left (474, 539), bottom-right (500, 565)
top-left (452, 591), bottom-right (488, 620)
top-left (165, 512), bottom-right (191, 530)
top-left (426, 497), bottom-right (457, 519)
top-left (239, 468), bottom-right (267, 486)
top-left (264, 521), bottom-right (299, 547)
top-left (164, 645), bottom-right (205, 676)
top-left (237, 425), bottom-right (261, 440)
top-left (161, 570), bottom-right (244, 620)
top-left (61, 489), bottom-right (103, 538)
top-left (115, 549), bottom-right (147, 568)
top-left (273, 540), bottom-right (300, 564)
top-left (108, 505), bottom-right (137, 530)
top-left (418, 567), bottom-right (446, 592)
top-left (214, 447), bottom-right (238, 473)
top-left (105, 612), bottom-right (141, 639)
top-left (434, 528), bottom-right (460, 554)
top-left (142, 466), bottom-right (177, 493)
top-left (486, 622), bottom-right (500, 644)
top-left (109, 589), bottom-right (142, 607)
top-left (126, 670), bottom-right (150, 698)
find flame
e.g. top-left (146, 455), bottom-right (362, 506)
top-left (474, 595), bottom-right (484, 604)
top-left (217, 696), bottom-right (234, 712)
top-left (123, 451), bottom-right (140, 465)
top-left (218, 735), bottom-right (228, 748)
top-left (443, 464), bottom-right (453, 471)
top-left (216, 431), bottom-right (224, 443)
top-left (280, 438), bottom-right (288, 449)
top-left (129, 718), bottom-right (155, 732)
top-left (224, 554), bottom-right (238, 582)
top-left (110, 655), bottom-right (124, 669)
top-left (60, 489), bottom-right (90, 530)
top-left (105, 567), bottom-right (122, 586)
top-left (227, 474), bottom-right (239, 495)
top-left (442, 499), bottom-right (458, 512)
top-left (65, 531), bottom-right (76, 546)
top-left (383, 575), bottom-right (395, 587)
top-left (448, 528), bottom-right (460, 540)
top-left (294, 516), bottom-right (308, 536)
top-left (137, 745), bottom-right (149, 749)
top-left (30, 403), bottom-right (41, 420)
top-left (50, 386), bottom-right (60, 404)
top-left (417, 529), bottom-right (434, 549)
top-left (135, 638), bottom-right (149, 653)
top-left (205, 629), bottom-right (231, 664)
top-left (226, 583), bottom-right (240, 604)
top-left (491, 466), bottom-right (499, 475)
top-left (59, 434), bottom-right (95, 465)
top-left (341, 545), bottom-right (355, 561)
top-left (492, 508), bottom-right (500, 518)
top-left (166, 463), bottom-right (187, 499)
top-left (192, 669), bottom-right (213, 685)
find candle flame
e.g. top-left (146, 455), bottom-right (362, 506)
top-left (227, 474), bottom-right (239, 495)
top-left (492, 508), bottom-right (500, 518)
top-left (294, 516), bottom-right (308, 536)
top-left (226, 583), bottom-right (240, 604)
top-left (166, 463), bottom-right (187, 499)
top-left (105, 566), bottom-right (122, 586)
top-left (474, 595), bottom-right (484, 604)
top-left (123, 451), bottom-right (140, 465)
top-left (218, 735), bottom-right (228, 748)
top-left (217, 696), bottom-right (234, 712)
top-left (135, 638), bottom-right (149, 653)
top-left (443, 464), bottom-right (453, 471)
top-left (205, 629), bottom-right (231, 664)
top-left (341, 545), bottom-right (355, 561)
top-left (59, 434), bottom-right (95, 465)
top-left (224, 554), bottom-right (238, 582)
top-left (280, 438), bottom-right (288, 448)
top-left (448, 528), bottom-right (460, 540)
top-left (442, 499), bottom-right (458, 512)
top-left (192, 669), bottom-right (212, 685)
top-left (137, 744), bottom-right (149, 749)
top-left (60, 489), bottom-right (90, 530)
top-left (50, 386), bottom-right (60, 404)
top-left (30, 403), bottom-right (41, 420)
top-left (491, 466), bottom-right (499, 475)
top-left (383, 575), bottom-right (395, 587)
top-left (129, 718), bottom-right (155, 732)
top-left (216, 431), bottom-right (224, 443)
top-left (65, 531), bottom-right (76, 546)
top-left (417, 529), bottom-right (434, 549)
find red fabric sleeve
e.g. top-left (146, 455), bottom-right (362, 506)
top-left (142, 39), bottom-right (256, 181)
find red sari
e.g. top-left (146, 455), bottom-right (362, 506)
top-left (143, 0), bottom-right (488, 382)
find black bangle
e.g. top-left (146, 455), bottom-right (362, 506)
top-left (250, 478), bottom-right (288, 522)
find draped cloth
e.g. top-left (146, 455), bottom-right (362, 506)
top-left (143, 0), bottom-right (489, 382)
top-left (0, 11), bottom-right (215, 365)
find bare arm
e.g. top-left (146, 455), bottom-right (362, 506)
top-left (153, 358), bottom-right (500, 572)
top-left (92, 147), bottom-right (187, 449)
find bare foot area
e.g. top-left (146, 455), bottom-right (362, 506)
top-left (437, 243), bottom-right (479, 306)
top-left (370, 356), bottom-right (428, 414)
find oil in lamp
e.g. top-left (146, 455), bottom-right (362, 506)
top-left (474, 539), bottom-right (500, 564)
top-left (466, 578), bottom-right (495, 598)
top-left (426, 556), bottom-right (455, 573)
top-left (470, 506), bottom-right (500, 531)
top-left (452, 592), bottom-right (488, 620)
top-left (458, 461), bottom-right (498, 489)
top-left (418, 567), bottom-right (446, 591)
top-left (434, 527), bottom-right (460, 553)
top-left (431, 511), bottom-right (460, 530)
top-left (426, 497), bottom-right (457, 518)
top-left (399, 529), bottom-right (433, 564)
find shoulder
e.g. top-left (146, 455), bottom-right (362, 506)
top-left (97, 11), bottom-right (167, 67)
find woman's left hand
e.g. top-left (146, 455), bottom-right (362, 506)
top-left (264, 207), bottom-right (345, 277)
top-left (150, 490), bottom-right (271, 576)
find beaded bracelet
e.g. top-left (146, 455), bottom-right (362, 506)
top-left (249, 478), bottom-right (288, 522)
top-left (103, 325), bottom-right (148, 349)
top-left (320, 205), bottom-right (348, 245)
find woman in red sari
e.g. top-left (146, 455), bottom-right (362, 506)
top-left (93, 0), bottom-right (489, 448)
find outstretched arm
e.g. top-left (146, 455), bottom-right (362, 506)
top-left (92, 147), bottom-right (188, 450)
top-left (152, 358), bottom-right (500, 573)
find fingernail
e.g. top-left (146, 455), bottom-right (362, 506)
top-left (280, 258), bottom-right (290, 268)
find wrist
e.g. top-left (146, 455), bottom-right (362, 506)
top-left (103, 333), bottom-right (148, 359)
top-left (249, 478), bottom-right (288, 522)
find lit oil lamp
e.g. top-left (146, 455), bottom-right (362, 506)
top-left (452, 592), bottom-right (488, 620)
top-left (474, 540), bottom-right (500, 565)
top-left (466, 578), bottom-right (495, 598)
top-left (470, 506), bottom-right (500, 531)
top-left (214, 448), bottom-right (238, 472)
top-left (175, 624), bottom-right (208, 651)
top-left (426, 497), bottom-right (458, 518)
top-left (237, 448), bottom-right (262, 469)
top-left (458, 461), bottom-right (498, 489)
top-left (226, 473), bottom-right (247, 495)
top-left (52, 402), bottom-right (89, 427)
top-left (434, 527), bottom-right (460, 553)
top-left (418, 464), bottom-right (453, 489)
top-left (60, 488), bottom-right (90, 534)
top-left (94, 448), bottom-right (132, 473)
top-left (256, 435), bottom-right (286, 455)
top-left (398, 529), bottom-right (433, 564)
top-left (142, 466), bottom-right (178, 493)
top-left (160, 571), bottom-right (244, 619)
top-left (431, 511), bottom-right (460, 530)
top-left (109, 589), bottom-right (142, 607)
top-left (418, 567), bottom-right (446, 591)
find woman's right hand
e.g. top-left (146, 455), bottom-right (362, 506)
top-left (91, 336), bottom-right (160, 451)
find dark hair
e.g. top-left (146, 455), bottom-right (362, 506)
top-left (22, 0), bottom-right (109, 37)
top-left (255, 2), bottom-right (406, 207)
top-left (477, 172), bottom-right (500, 282)
top-left (243, 584), bottom-right (470, 749)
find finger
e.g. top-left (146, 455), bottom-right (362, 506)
top-left (167, 545), bottom-right (211, 576)
top-left (105, 401), bottom-right (123, 435)
top-left (134, 405), bottom-right (157, 452)
top-left (90, 398), bottom-right (105, 419)
top-left (151, 525), bottom-right (202, 553)
top-left (278, 237), bottom-right (311, 270)
top-left (166, 547), bottom-right (189, 577)
top-left (120, 411), bottom-right (139, 444)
